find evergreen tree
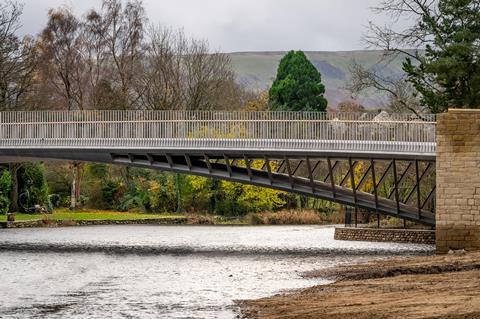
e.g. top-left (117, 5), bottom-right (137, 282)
top-left (363, 0), bottom-right (480, 113)
top-left (402, 0), bottom-right (480, 112)
top-left (269, 51), bottom-right (327, 111)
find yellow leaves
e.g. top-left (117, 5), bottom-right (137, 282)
top-left (148, 180), bottom-right (162, 210)
top-left (244, 91), bottom-right (269, 111)
top-left (220, 180), bottom-right (286, 213)
top-left (189, 175), bottom-right (210, 192)
top-left (240, 184), bottom-right (287, 211)
top-left (346, 161), bottom-right (373, 192)
top-left (148, 180), bottom-right (161, 194)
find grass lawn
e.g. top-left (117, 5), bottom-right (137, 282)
top-left (0, 209), bottom-right (186, 222)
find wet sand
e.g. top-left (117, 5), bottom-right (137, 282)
top-left (238, 251), bottom-right (480, 319)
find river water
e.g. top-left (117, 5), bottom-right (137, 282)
top-left (0, 225), bottom-right (434, 318)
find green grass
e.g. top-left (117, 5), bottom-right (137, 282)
top-left (0, 209), bottom-right (186, 222)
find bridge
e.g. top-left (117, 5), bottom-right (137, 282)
top-left (0, 110), bottom-right (437, 226)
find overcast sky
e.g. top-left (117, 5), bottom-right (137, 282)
top-left (19, 0), bottom-right (395, 52)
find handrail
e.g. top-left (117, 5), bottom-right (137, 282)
top-left (0, 110), bottom-right (437, 154)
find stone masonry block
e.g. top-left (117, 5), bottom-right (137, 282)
top-left (436, 109), bottom-right (480, 253)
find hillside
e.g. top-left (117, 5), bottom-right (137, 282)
top-left (229, 50), bottom-right (406, 109)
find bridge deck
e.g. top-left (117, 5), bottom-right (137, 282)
top-left (0, 111), bottom-right (437, 226)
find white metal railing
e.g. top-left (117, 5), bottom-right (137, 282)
top-left (0, 111), bottom-right (437, 154)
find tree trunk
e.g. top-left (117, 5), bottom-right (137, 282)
top-left (175, 173), bottom-right (182, 213)
top-left (70, 162), bottom-right (78, 210)
top-left (8, 163), bottom-right (20, 212)
top-left (75, 163), bottom-right (82, 200)
top-left (124, 167), bottom-right (135, 193)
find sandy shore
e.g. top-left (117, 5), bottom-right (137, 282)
top-left (238, 252), bottom-right (480, 319)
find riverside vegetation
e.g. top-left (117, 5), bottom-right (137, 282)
top-left (0, 161), bottom-right (344, 225)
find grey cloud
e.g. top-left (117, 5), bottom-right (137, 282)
top-left (19, 0), bottom-right (396, 52)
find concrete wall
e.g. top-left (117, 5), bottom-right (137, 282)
top-left (334, 227), bottom-right (435, 244)
top-left (436, 109), bottom-right (480, 253)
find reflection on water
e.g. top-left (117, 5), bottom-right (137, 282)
top-left (0, 225), bottom-right (433, 318)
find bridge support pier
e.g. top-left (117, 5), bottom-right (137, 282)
top-left (436, 109), bottom-right (480, 253)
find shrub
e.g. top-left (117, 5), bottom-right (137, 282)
top-left (44, 162), bottom-right (70, 205)
top-left (187, 214), bottom-right (215, 225)
top-left (148, 176), bottom-right (176, 213)
top-left (247, 210), bottom-right (324, 225)
top-left (118, 190), bottom-right (150, 212)
top-left (101, 179), bottom-right (122, 207)
top-left (18, 163), bottom-right (49, 209)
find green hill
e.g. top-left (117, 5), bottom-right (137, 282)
top-left (229, 51), bottom-right (406, 109)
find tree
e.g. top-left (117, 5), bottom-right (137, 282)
top-left (138, 25), bottom-right (245, 111)
top-left (0, 1), bottom-right (36, 211)
top-left (38, 7), bottom-right (85, 209)
top-left (245, 91), bottom-right (269, 111)
top-left (181, 38), bottom-right (237, 110)
top-left (138, 26), bottom-right (185, 110)
top-left (82, 9), bottom-right (111, 109)
top-left (362, 0), bottom-right (480, 113)
top-left (348, 60), bottom-right (423, 115)
top-left (403, 0), bottom-right (480, 112)
top-left (0, 0), bottom-right (36, 111)
top-left (8, 163), bottom-right (21, 211)
top-left (95, 0), bottom-right (146, 110)
top-left (0, 169), bottom-right (12, 214)
top-left (38, 7), bottom-right (84, 110)
top-left (269, 51), bottom-right (327, 111)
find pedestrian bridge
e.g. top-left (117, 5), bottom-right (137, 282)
top-left (0, 111), bottom-right (437, 226)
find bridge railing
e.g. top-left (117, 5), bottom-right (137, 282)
top-left (0, 110), bottom-right (436, 154)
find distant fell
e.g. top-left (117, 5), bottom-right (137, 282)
top-left (228, 51), bottom-right (406, 109)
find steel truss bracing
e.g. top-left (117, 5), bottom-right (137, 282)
top-left (109, 151), bottom-right (436, 226)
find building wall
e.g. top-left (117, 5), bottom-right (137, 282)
top-left (436, 109), bottom-right (480, 253)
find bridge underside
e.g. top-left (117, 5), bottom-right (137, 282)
top-left (0, 148), bottom-right (436, 226)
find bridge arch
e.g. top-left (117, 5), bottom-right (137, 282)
top-left (0, 110), bottom-right (436, 226)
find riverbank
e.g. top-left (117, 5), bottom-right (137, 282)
top-left (0, 209), bottom-right (342, 227)
top-left (0, 209), bottom-right (189, 228)
top-left (238, 251), bottom-right (480, 319)
top-left (0, 209), bottom-right (186, 222)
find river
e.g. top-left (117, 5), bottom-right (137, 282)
top-left (0, 225), bottom-right (434, 318)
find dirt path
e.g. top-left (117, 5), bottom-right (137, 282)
top-left (238, 252), bottom-right (480, 319)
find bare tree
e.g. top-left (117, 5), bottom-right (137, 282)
top-left (182, 39), bottom-right (235, 110)
top-left (37, 7), bottom-right (86, 209)
top-left (81, 9), bottom-right (110, 109)
top-left (38, 7), bottom-right (84, 110)
top-left (139, 25), bottom-right (247, 111)
top-left (138, 26), bottom-right (185, 110)
top-left (364, 0), bottom-right (440, 58)
top-left (348, 60), bottom-right (423, 115)
top-left (96, 0), bottom-right (146, 110)
top-left (0, 1), bottom-right (36, 111)
top-left (348, 0), bottom-right (441, 115)
top-left (0, 1), bottom-right (37, 211)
